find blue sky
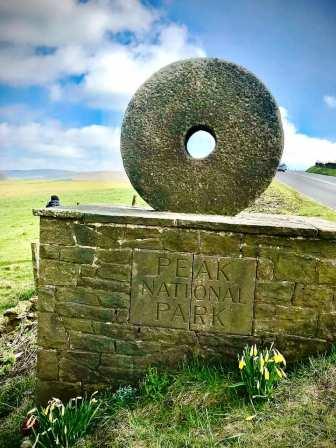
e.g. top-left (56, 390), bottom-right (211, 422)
top-left (0, 0), bottom-right (335, 171)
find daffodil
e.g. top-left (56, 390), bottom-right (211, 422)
top-left (259, 355), bottom-right (265, 373)
top-left (264, 367), bottom-right (270, 380)
top-left (273, 351), bottom-right (286, 365)
top-left (239, 358), bottom-right (246, 370)
top-left (253, 345), bottom-right (258, 356)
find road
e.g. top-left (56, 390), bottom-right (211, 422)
top-left (276, 171), bottom-right (336, 210)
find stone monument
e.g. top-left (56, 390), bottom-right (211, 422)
top-left (34, 58), bottom-right (336, 403)
top-left (121, 58), bottom-right (283, 215)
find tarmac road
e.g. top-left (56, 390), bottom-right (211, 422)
top-left (276, 171), bottom-right (336, 210)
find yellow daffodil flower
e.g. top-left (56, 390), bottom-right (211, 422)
top-left (273, 351), bottom-right (286, 365)
top-left (264, 367), bottom-right (270, 380)
top-left (259, 356), bottom-right (265, 373)
top-left (239, 358), bottom-right (246, 369)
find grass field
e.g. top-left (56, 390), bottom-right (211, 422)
top-left (307, 165), bottom-right (336, 177)
top-left (0, 178), bottom-right (336, 314)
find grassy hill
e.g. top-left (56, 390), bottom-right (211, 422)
top-left (2, 169), bottom-right (128, 181)
top-left (307, 165), bottom-right (336, 176)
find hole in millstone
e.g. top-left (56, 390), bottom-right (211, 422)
top-left (185, 126), bottom-right (216, 159)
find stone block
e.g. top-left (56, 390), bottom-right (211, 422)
top-left (80, 265), bottom-right (97, 277)
top-left (125, 226), bottom-right (161, 240)
top-left (55, 287), bottom-right (100, 306)
top-left (257, 258), bottom-right (274, 280)
top-left (101, 353), bottom-right (134, 369)
top-left (255, 304), bottom-right (317, 337)
top-left (293, 284), bottom-right (334, 310)
top-left (38, 313), bottom-right (67, 349)
top-left (115, 339), bottom-right (162, 355)
top-left (60, 246), bottom-right (95, 264)
top-left (97, 366), bottom-right (141, 383)
top-left (37, 380), bottom-right (81, 405)
top-left (69, 331), bottom-right (115, 352)
top-left (255, 281), bottom-right (295, 305)
top-left (98, 291), bottom-right (130, 309)
top-left (39, 244), bottom-right (60, 260)
top-left (38, 286), bottom-right (56, 312)
top-left (55, 302), bottom-right (117, 322)
top-left (97, 263), bottom-right (131, 282)
top-left (62, 317), bottom-right (94, 333)
top-left (319, 260), bottom-right (336, 285)
top-left (97, 225), bottom-right (124, 248)
top-left (40, 218), bottom-right (74, 245)
top-left (115, 308), bottom-right (129, 323)
top-left (121, 238), bottom-right (161, 250)
top-left (59, 351), bottom-right (100, 383)
top-left (130, 250), bottom-right (193, 330)
top-left (78, 276), bottom-right (130, 293)
top-left (273, 335), bottom-right (328, 362)
top-left (39, 259), bottom-right (78, 286)
top-left (74, 224), bottom-right (98, 247)
top-left (96, 248), bottom-right (131, 264)
top-left (92, 321), bottom-right (136, 339)
top-left (275, 253), bottom-right (317, 283)
top-left (292, 238), bottom-right (336, 258)
top-left (318, 312), bottom-right (336, 340)
top-left (138, 326), bottom-right (197, 345)
top-left (200, 232), bottom-right (241, 256)
top-left (162, 228), bottom-right (199, 252)
top-left (37, 349), bottom-right (59, 381)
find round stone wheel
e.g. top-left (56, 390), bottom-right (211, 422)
top-left (121, 58), bottom-right (283, 215)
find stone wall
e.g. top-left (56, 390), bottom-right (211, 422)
top-left (34, 206), bottom-right (336, 403)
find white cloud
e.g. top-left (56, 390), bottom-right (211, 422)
top-left (324, 95), bottom-right (336, 109)
top-left (0, 45), bottom-right (89, 85)
top-left (72, 23), bottom-right (206, 109)
top-left (0, 0), bottom-right (157, 46)
top-left (0, 0), bottom-right (204, 110)
top-left (0, 121), bottom-right (122, 171)
top-left (281, 107), bottom-right (336, 169)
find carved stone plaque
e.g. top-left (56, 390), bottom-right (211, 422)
top-left (130, 250), bottom-right (256, 335)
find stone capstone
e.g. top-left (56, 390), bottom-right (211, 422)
top-left (120, 58), bottom-right (283, 215)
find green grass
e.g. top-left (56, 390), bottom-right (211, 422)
top-left (73, 351), bottom-right (336, 448)
top-left (3, 351), bottom-right (336, 448)
top-left (0, 375), bottom-right (35, 448)
top-left (307, 165), bottom-right (336, 177)
top-left (251, 181), bottom-right (336, 221)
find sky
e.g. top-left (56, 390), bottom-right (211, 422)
top-left (0, 0), bottom-right (335, 172)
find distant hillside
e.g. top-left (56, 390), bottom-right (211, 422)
top-left (307, 165), bottom-right (336, 177)
top-left (74, 171), bottom-right (128, 182)
top-left (2, 169), bottom-right (128, 182)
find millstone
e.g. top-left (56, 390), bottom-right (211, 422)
top-left (121, 58), bottom-right (283, 215)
